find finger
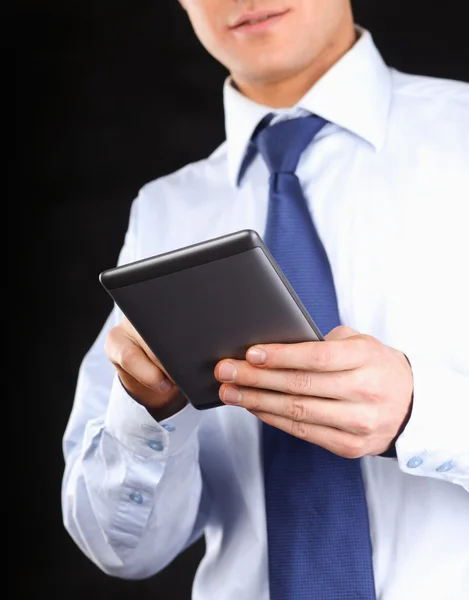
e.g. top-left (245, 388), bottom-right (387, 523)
top-left (252, 410), bottom-right (366, 459)
top-left (120, 316), bottom-right (160, 363)
top-left (219, 385), bottom-right (370, 434)
top-left (120, 317), bottom-right (174, 382)
top-left (105, 327), bottom-right (173, 393)
top-left (245, 335), bottom-right (368, 372)
top-left (215, 359), bottom-right (349, 399)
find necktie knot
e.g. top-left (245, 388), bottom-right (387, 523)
top-left (254, 114), bottom-right (328, 175)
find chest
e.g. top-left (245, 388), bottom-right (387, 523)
top-left (139, 138), bottom-right (467, 361)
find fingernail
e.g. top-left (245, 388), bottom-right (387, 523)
top-left (159, 378), bottom-right (173, 393)
top-left (223, 386), bottom-right (242, 404)
top-left (247, 347), bottom-right (267, 365)
top-left (219, 361), bottom-right (238, 382)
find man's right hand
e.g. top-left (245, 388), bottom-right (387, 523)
top-left (105, 316), bottom-right (186, 419)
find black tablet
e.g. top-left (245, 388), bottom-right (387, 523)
top-left (99, 229), bottom-right (323, 410)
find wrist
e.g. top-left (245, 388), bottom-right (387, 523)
top-left (379, 353), bottom-right (414, 458)
top-left (117, 375), bottom-right (188, 421)
top-left (146, 392), bottom-right (188, 422)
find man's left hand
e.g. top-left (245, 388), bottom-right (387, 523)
top-left (214, 326), bottom-right (414, 458)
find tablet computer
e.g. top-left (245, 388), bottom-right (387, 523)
top-left (99, 229), bottom-right (323, 410)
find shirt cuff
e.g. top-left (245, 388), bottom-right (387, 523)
top-left (395, 354), bottom-right (469, 489)
top-left (105, 374), bottom-right (204, 459)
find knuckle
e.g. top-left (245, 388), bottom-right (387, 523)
top-left (291, 420), bottom-right (310, 440)
top-left (354, 335), bottom-right (370, 353)
top-left (351, 409), bottom-right (377, 436)
top-left (287, 370), bottom-right (313, 394)
top-left (248, 388), bottom-right (263, 411)
top-left (311, 344), bottom-right (332, 370)
top-left (359, 335), bottom-right (382, 363)
top-left (337, 325), bottom-right (354, 337)
top-left (360, 333), bottom-right (378, 345)
top-left (104, 327), bottom-right (120, 360)
top-left (287, 399), bottom-right (307, 422)
top-left (141, 369), bottom-right (163, 390)
top-left (366, 381), bottom-right (382, 403)
top-left (365, 337), bottom-right (382, 361)
top-left (118, 344), bottom-right (139, 373)
top-left (354, 372), bottom-right (382, 402)
top-left (246, 368), bottom-right (261, 388)
top-left (341, 437), bottom-right (365, 459)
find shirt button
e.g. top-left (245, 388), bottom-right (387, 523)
top-left (162, 423), bottom-right (176, 432)
top-left (407, 456), bottom-right (423, 468)
top-left (436, 460), bottom-right (454, 472)
top-left (129, 491), bottom-right (143, 505)
top-left (148, 440), bottom-right (164, 451)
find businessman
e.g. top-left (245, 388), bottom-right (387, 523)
top-left (62, 1), bottom-right (469, 598)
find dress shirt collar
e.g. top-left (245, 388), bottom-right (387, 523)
top-left (223, 28), bottom-right (392, 187)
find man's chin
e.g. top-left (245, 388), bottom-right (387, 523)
top-left (233, 62), bottom-right (303, 87)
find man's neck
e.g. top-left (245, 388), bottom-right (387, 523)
top-left (232, 27), bottom-right (358, 109)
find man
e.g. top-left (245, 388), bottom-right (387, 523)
top-left (62, 1), bottom-right (469, 599)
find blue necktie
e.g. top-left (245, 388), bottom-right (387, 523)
top-left (251, 115), bottom-right (376, 600)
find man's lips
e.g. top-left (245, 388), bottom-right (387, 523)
top-left (229, 9), bottom-right (290, 30)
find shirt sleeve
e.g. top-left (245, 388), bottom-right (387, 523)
top-left (395, 354), bottom-right (469, 492)
top-left (61, 199), bottom-right (208, 579)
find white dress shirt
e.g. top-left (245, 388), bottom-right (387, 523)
top-left (62, 29), bottom-right (469, 600)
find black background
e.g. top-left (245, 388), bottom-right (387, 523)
top-left (13, 1), bottom-right (468, 599)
